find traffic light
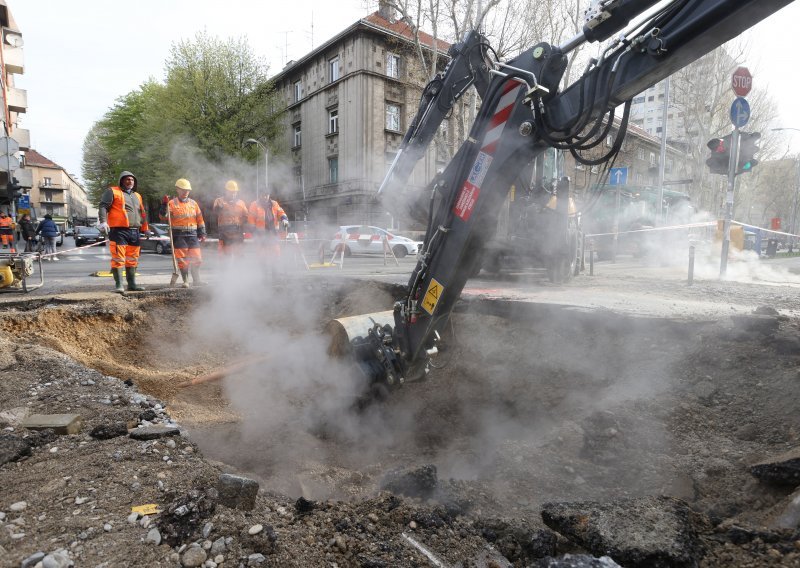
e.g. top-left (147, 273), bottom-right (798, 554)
top-left (737, 131), bottom-right (760, 173)
top-left (4, 177), bottom-right (21, 203)
top-left (706, 134), bottom-right (732, 175)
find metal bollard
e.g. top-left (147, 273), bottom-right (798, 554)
top-left (688, 244), bottom-right (695, 286)
top-left (589, 246), bottom-right (594, 276)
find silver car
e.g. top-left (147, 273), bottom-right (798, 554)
top-left (329, 225), bottom-right (421, 258)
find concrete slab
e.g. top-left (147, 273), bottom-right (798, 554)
top-left (21, 413), bottom-right (82, 435)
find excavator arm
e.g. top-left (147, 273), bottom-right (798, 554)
top-left (334, 0), bottom-right (793, 393)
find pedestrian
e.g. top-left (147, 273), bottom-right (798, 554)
top-left (0, 210), bottom-right (15, 253)
top-left (18, 214), bottom-right (36, 252)
top-left (248, 190), bottom-right (289, 257)
top-left (212, 180), bottom-right (248, 255)
top-left (35, 214), bottom-right (60, 261)
top-left (97, 171), bottom-right (149, 293)
top-left (159, 178), bottom-right (206, 287)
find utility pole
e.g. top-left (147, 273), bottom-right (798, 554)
top-left (657, 77), bottom-right (670, 223)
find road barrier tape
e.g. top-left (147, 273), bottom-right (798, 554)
top-left (586, 220), bottom-right (800, 241)
top-left (585, 221), bottom-right (718, 238)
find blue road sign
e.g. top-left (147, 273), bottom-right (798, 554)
top-left (17, 194), bottom-right (29, 208)
top-left (730, 97), bottom-right (750, 128)
top-left (609, 167), bottom-right (628, 186)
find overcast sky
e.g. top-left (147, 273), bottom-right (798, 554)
top-left (10, 0), bottom-right (800, 181)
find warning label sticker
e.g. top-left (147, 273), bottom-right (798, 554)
top-left (453, 151), bottom-right (492, 221)
top-left (468, 152), bottom-right (492, 186)
top-left (453, 181), bottom-right (480, 221)
top-left (421, 278), bottom-right (444, 316)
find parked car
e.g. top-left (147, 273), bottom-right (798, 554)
top-left (65, 227), bottom-right (74, 237)
top-left (141, 225), bottom-right (172, 254)
top-left (74, 226), bottom-right (106, 247)
top-left (329, 225), bottom-right (421, 258)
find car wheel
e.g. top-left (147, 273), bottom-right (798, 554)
top-left (392, 245), bottom-right (408, 258)
top-left (155, 243), bottom-right (165, 254)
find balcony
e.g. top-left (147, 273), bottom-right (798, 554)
top-left (7, 87), bottom-right (26, 113)
top-left (39, 182), bottom-right (67, 190)
top-left (3, 45), bottom-right (23, 74)
top-left (40, 194), bottom-right (67, 205)
top-left (11, 128), bottom-right (29, 151)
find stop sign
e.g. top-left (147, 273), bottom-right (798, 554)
top-left (732, 67), bottom-right (752, 97)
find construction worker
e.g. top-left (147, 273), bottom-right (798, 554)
top-left (0, 211), bottom-right (15, 253)
top-left (98, 171), bottom-right (149, 293)
top-left (212, 180), bottom-right (248, 255)
top-left (160, 178), bottom-right (206, 287)
top-left (248, 190), bottom-right (289, 257)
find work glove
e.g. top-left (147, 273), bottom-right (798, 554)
top-left (98, 222), bottom-right (109, 234)
top-left (281, 219), bottom-right (290, 232)
top-left (162, 195), bottom-right (170, 205)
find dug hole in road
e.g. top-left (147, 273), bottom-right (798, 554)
top-left (0, 263), bottom-right (799, 567)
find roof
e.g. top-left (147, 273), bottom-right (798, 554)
top-left (25, 149), bottom-right (63, 169)
top-left (271, 9), bottom-right (451, 82)
top-left (362, 11), bottom-right (450, 52)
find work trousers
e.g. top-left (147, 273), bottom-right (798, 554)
top-left (218, 225), bottom-right (244, 255)
top-left (109, 227), bottom-right (142, 269)
top-left (172, 232), bottom-right (203, 270)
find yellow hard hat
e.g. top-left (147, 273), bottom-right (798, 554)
top-left (225, 180), bottom-right (239, 192)
top-left (175, 178), bottom-right (192, 191)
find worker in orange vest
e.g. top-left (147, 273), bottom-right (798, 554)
top-left (212, 180), bottom-right (249, 255)
top-left (248, 190), bottom-right (289, 257)
top-left (97, 171), bottom-right (149, 293)
top-left (160, 178), bottom-right (206, 287)
top-left (0, 211), bottom-right (15, 253)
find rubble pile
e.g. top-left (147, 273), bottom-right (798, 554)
top-left (0, 280), bottom-right (799, 566)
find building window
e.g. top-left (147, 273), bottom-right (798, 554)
top-left (386, 53), bottom-right (400, 78)
top-left (649, 152), bottom-right (656, 166)
top-left (632, 96), bottom-right (645, 104)
top-left (293, 81), bottom-right (303, 102)
top-left (656, 126), bottom-right (663, 133)
top-left (329, 157), bottom-right (339, 183)
top-left (43, 177), bottom-right (52, 187)
top-left (386, 103), bottom-right (400, 131)
top-left (293, 124), bottom-right (302, 147)
top-left (329, 56), bottom-right (340, 82)
top-left (328, 109), bottom-right (339, 134)
top-left (44, 191), bottom-right (53, 203)
top-left (648, 95), bottom-right (655, 102)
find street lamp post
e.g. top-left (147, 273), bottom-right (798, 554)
top-left (244, 138), bottom-right (268, 200)
top-left (771, 127), bottom-right (800, 247)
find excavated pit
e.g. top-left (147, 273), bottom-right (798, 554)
top-left (1, 280), bottom-right (798, 537)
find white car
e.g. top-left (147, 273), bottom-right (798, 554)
top-left (330, 225), bottom-right (421, 258)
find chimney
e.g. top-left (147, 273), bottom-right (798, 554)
top-left (378, 0), bottom-right (396, 22)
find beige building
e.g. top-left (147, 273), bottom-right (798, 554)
top-left (270, 4), bottom-right (450, 228)
top-left (24, 149), bottom-right (90, 222)
top-left (0, 0), bottom-right (31, 210)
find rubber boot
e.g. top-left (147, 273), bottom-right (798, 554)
top-left (180, 269), bottom-right (190, 288)
top-left (111, 268), bottom-right (125, 293)
top-left (125, 267), bottom-right (145, 291)
top-left (190, 265), bottom-right (204, 287)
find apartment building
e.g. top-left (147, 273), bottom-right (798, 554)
top-left (24, 149), bottom-right (90, 223)
top-left (0, 0), bottom-right (30, 210)
top-left (270, 3), bottom-right (450, 228)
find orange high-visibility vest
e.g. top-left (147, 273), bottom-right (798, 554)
top-left (214, 198), bottom-right (248, 227)
top-left (248, 199), bottom-right (287, 231)
top-left (0, 216), bottom-right (13, 231)
top-left (162, 197), bottom-right (205, 232)
top-left (107, 187), bottom-right (149, 231)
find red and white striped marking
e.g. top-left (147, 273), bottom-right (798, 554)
top-left (453, 79), bottom-right (524, 222)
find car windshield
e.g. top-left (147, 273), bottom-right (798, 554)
top-left (151, 226), bottom-right (167, 237)
top-left (79, 227), bottom-right (99, 235)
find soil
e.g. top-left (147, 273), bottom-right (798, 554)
top-left (0, 271), bottom-right (799, 567)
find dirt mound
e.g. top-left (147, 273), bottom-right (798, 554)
top-left (1, 279), bottom-right (800, 566)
